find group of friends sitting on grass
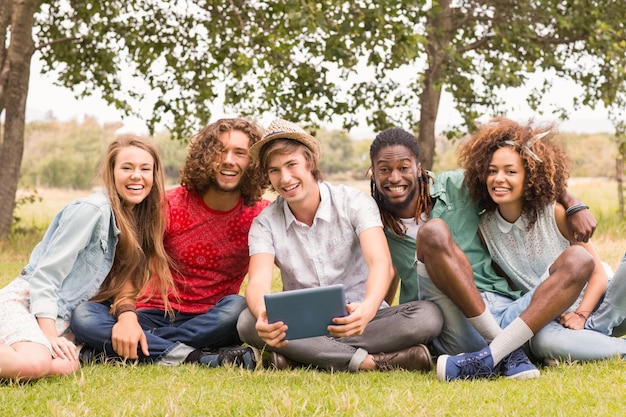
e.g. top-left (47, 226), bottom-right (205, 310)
top-left (2, 115), bottom-right (625, 382)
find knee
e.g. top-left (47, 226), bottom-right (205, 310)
top-left (528, 327), bottom-right (565, 361)
top-left (70, 302), bottom-right (102, 335)
top-left (70, 303), bottom-right (88, 331)
top-left (416, 219), bottom-right (453, 257)
top-left (218, 294), bottom-right (248, 319)
top-left (229, 294), bottom-right (248, 312)
top-left (404, 301), bottom-right (444, 340)
top-left (19, 355), bottom-right (52, 380)
top-left (420, 301), bottom-right (444, 337)
top-left (236, 309), bottom-right (256, 343)
top-left (556, 246), bottom-right (595, 285)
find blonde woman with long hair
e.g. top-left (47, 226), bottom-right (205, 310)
top-left (0, 135), bottom-right (173, 381)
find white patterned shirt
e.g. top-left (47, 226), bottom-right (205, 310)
top-left (248, 181), bottom-right (383, 303)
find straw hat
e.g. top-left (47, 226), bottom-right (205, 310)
top-left (249, 118), bottom-right (321, 161)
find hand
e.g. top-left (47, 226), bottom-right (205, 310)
top-left (567, 208), bottom-right (597, 242)
top-left (559, 311), bottom-right (585, 330)
top-left (48, 336), bottom-right (79, 362)
top-left (328, 303), bottom-right (372, 338)
top-left (255, 310), bottom-right (288, 348)
top-left (111, 312), bottom-right (148, 359)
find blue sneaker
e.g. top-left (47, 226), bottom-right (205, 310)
top-left (436, 346), bottom-right (498, 381)
top-left (198, 346), bottom-right (260, 370)
top-left (499, 348), bottom-right (540, 380)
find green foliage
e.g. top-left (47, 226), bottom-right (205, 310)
top-left (18, 119), bottom-right (619, 191)
top-left (317, 129), bottom-right (358, 174)
top-left (556, 133), bottom-right (619, 178)
top-left (11, 189), bottom-right (42, 233)
top-left (30, 1), bottom-right (626, 139)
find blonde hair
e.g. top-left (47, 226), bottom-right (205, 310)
top-left (259, 139), bottom-right (323, 191)
top-left (90, 135), bottom-right (175, 313)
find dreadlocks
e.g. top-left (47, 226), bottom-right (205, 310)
top-left (369, 127), bottom-right (433, 237)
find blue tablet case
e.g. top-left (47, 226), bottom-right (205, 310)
top-left (264, 284), bottom-right (348, 340)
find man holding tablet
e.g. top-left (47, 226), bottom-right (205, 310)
top-left (236, 118), bottom-right (443, 372)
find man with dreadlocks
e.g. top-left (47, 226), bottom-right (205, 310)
top-left (369, 125), bottom-right (597, 381)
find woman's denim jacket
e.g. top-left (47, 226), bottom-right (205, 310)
top-left (18, 190), bottom-right (120, 324)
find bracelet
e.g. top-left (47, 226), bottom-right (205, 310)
top-left (574, 311), bottom-right (588, 320)
top-left (566, 203), bottom-right (589, 216)
top-left (114, 303), bottom-right (137, 319)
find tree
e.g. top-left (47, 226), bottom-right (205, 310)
top-left (317, 129), bottom-right (356, 174)
top-left (2, 1), bottom-right (626, 238)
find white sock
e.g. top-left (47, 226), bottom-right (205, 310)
top-left (489, 317), bottom-right (534, 365)
top-left (467, 308), bottom-right (502, 343)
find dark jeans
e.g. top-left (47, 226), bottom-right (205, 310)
top-left (71, 294), bottom-right (247, 364)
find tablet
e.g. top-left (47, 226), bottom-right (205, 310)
top-left (264, 284), bottom-right (348, 340)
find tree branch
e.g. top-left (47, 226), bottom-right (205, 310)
top-left (34, 35), bottom-right (81, 51)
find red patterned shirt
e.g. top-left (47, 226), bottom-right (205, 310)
top-left (138, 186), bottom-right (269, 314)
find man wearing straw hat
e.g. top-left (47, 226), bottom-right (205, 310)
top-left (236, 118), bottom-right (443, 372)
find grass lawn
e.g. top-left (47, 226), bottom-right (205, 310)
top-left (1, 180), bottom-right (625, 416)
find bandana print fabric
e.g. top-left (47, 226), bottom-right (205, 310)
top-left (138, 186), bottom-right (269, 314)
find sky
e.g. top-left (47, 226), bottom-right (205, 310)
top-left (25, 57), bottom-right (617, 140)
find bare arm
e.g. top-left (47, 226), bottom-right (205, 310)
top-left (384, 269), bottom-right (400, 306)
top-left (111, 280), bottom-right (146, 359)
top-left (244, 253), bottom-right (288, 347)
top-left (330, 226), bottom-right (394, 337)
top-left (555, 203), bottom-right (608, 330)
top-left (244, 253), bottom-right (275, 318)
top-left (558, 191), bottom-right (596, 242)
top-left (37, 317), bottom-right (78, 361)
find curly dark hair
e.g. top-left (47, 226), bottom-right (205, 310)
top-left (179, 118), bottom-right (266, 206)
top-left (369, 127), bottom-right (433, 237)
top-left (457, 117), bottom-right (570, 228)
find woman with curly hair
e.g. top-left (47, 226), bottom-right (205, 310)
top-left (457, 117), bottom-right (626, 361)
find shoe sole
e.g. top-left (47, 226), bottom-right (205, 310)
top-left (503, 368), bottom-right (540, 380)
top-left (436, 354), bottom-right (452, 381)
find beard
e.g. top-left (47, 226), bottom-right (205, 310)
top-left (207, 174), bottom-right (242, 193)
top-left (379, 185), bottom-right (418, 217)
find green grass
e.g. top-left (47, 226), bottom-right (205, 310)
top-left (1, 359), bottom-right (625, 416)
top-left (1, 182), bottom-right (625, 416)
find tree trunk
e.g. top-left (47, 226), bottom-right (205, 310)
top-left (0, 0), bottom-right (37, 239)
top-left (417, 0), bottom-right (453, 171)
top-left (418, 65), bottom-right (442, 172)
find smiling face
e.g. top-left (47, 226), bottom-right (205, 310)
top-left (113, 146), bottom-right (155, 208)
top-left (267, 148), bottom-right (317, 208)
top-left (211, 130), bottom-right (251, 193)
top-left (372, 144), bottom-right (421, 218)
top-left (486, 146), bottom-right (526, 217)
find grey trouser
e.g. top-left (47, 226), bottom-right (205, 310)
top-left (236, 300), bottom-right (442, 372)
